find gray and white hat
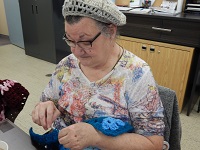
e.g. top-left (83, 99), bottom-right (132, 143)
top-left (62, 0), bottom-right (126, 26)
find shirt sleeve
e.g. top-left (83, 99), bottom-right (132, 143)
top-left (126, 64), bottom-right (165, 136)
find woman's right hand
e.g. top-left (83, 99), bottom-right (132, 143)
top-left (32, 101), bottom-right (61, 130)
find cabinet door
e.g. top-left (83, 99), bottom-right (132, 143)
top-left (117, 38), bottom-right (148, 61)
top-left (19, 0), bottom-right (39, 56)
top-left (146, 45), bottom-right (193, 110)
top-left (52, 0), bottom-right (71, 63)
top-left (19, 0), bottom-right (57, 63)
top-left (35, 0), bottom-right (56, 63)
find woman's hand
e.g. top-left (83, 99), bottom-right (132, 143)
top-left (32, 101), bottom-right (61, 130)
top-left (58, 122), bottom-right (100, 150)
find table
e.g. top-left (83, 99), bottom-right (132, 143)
top-left (0, 119), bottom-right (36, 150)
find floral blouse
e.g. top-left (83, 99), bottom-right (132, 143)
top-left (40, 50), bottom-right (165, 148)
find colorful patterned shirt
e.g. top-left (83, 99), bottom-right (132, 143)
top-left (40, 49), bottom-right (165, 140)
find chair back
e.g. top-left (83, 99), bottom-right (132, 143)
top-left (157, 85), bottom-right (181, 150)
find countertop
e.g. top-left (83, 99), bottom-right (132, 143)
top-left (123, 11), bottom-right (200, 22)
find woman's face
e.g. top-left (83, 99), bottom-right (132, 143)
top-left (64, 17), bottom-right (113, 68)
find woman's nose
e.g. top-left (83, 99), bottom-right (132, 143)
top-left (71, 45), bottom-right (84, 54)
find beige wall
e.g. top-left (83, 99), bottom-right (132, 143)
top-left (0, 0), bottom-right (9, 35)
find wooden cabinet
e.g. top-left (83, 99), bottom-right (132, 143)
top-left (117, 36), bottom-right (194, 111)
top-left (118, 12), bottom-right (200, 115)
top-left (121, 13), bottom-right (200, 48)
top-left (161, 19), bottom-right (200, 47)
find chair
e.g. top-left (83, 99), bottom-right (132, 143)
top-left (196, 70), bottom-right (200, 113)
top-left (157, 85), bottom-right (182, 150)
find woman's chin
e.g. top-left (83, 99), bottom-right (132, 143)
top-left (79, 60), bottom-right (91, 67)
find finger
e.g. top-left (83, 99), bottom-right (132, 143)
top-left (38, 105), bottom-right (48, 130)
top-left (46, 103), bottom-right (61, 129)
top-left (32, 105), bottom-right (41, 126)
top-left (58, 128), bottom-right (69, 139)
top-left (64, 138), bottom-right (80, 150)
top-left (59, 136), bottom-right (77, 149)
top-left (31, 109), bottom-right (37, 123)
top-left (46, 104), bottom-right (55, 129)
top-left (59, 136), bottom-right (69, 145)
top-left (52, 108), bottom-right (61, 122)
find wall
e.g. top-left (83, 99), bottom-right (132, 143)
top-left (0, 0), bottom-right (9, 35)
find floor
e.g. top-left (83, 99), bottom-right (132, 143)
top-left (1, 39), bottom-right (200, 149)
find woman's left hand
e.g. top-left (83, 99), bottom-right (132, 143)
top-left (58, 122), bottom-right (100, 150)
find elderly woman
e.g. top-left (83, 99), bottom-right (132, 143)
top-left (32, 0), bottom-right (165, 150)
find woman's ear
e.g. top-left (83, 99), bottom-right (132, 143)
top-left (108, 24), bottom-right (117, 39)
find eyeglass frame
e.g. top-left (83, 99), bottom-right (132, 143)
top-left (62, 32), bottom-right (101, 49)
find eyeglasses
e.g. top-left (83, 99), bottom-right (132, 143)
top-left (63, 32), bottom-right (101, 50)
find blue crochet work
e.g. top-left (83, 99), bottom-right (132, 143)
top-left (102, 117), bottom-right (125, 130)
top-left (29, 117), bottom-right (134, 150)
top-left (29, 127), bottom-right (69, 150)
top-left (85, 117), bottom-right (134, 136)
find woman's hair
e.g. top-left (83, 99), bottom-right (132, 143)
top-left (65, 15), bottom-right (119, 38)
top-left (65, 15), bottom-right (83, 24)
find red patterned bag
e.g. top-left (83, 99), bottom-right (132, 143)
top-left (0, 79), bottom-right (29, 122)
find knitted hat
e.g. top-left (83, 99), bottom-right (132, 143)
top-left (0, 79), bottom-right (29, 122)
top-left (62, 0), bottom-right (126, 26)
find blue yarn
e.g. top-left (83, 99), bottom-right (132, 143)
top-left (29, 117), bottom-right (134, 149)
top-left (102, 117), bottom-right (125, 130)
top-left (29, 127), bottom-right (69, 150)
top-left (29, 127), bottom-right (59, 144)
top-left (85, 117), bottom-right (134, 137)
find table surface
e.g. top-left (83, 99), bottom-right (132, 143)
top-left (0, 119), bottom-right (36, 150)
